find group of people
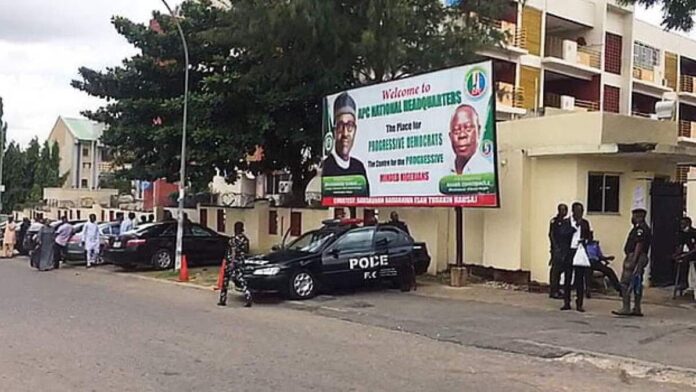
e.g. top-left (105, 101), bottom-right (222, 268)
top-left (1, 217), bottom-right (31, 258)
top-left (549, 202), bottom-right (652, 316)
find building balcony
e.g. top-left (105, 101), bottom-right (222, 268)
top-left (495, 82), bottom-right (526, 118)
top-left (544, 92), bottom-right (599, 112)
top-left (477, 19), bottom-right (528, 60)
top-left (632, 66), bottom-right (672, 97)
top-left (542, 36), bottom-right (601, 80)
top-left (678, 74), bottom-right (696, 105)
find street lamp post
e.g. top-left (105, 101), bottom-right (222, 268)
top-left (161, 0), bottom-right (189, 271)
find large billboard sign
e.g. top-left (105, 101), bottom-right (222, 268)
top-left (321, 61), bottom-right (500, 208)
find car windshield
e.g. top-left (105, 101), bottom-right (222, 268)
top-left (286, 230), bottom-right (336, 253)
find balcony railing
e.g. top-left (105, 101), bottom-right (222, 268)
top-left (496, 82), bottom-right (525, 109)
top-left (680, 74), bottom-right (696, 93)
top-left (631, 110), bottom-right (653, 118)
top-left (544, 36), bottom-right (601, 69)
top-left (491, 19), bottom-right (527, 50)
top-left (545, 93), bottom-right (598, 112)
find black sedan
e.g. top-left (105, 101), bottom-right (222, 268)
top-left (239, 220), bottom-right (431, 300)
top-left (103, 221), bottom-right (229, 270)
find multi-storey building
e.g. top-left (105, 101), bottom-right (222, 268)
top-left (47, 116), bottom-right (112, 190)
top-left (484, 0), bottom-right (696, 131)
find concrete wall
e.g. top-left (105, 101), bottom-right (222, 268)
top-left (43, 188), bottom-right (118, 208)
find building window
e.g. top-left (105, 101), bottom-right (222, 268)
top-left (588, 173), bottom-right (620, 213)
top-left (290, 212), bottom-right (302, 237)
top-left (200, 208), bottom-right (208, 228)
top-left (677, 166), bottom-right (691, 183)
top-left (81, 179), bottom-right (89, 188)
top-left (83, 162), bottom-right (92, 170)
top-left (269, 210), bottom-right (278, 235)
top-left (83, 147), bottom-right (89, 157)
top-left (265, 172), bottom-right (291, 195)
top-left (633, 42), bottom-right (660, 69)
top-left (605, 33), bottom-right (622, 75)
top-left (603, 85), bottom-right (620, 113)
top-left (216, 209), bottom-right (225, 232)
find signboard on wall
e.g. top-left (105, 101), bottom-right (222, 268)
top-left (320, 61), bottom-right (500, 208)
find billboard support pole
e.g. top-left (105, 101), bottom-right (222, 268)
top-left (451, 206), bottom-right (468, 287)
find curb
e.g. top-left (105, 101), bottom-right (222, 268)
top-left (520, 340), bottom-right (696, 388)
top-left (89, 266), bottom-right (216, 292)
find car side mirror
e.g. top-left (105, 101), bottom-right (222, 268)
top-left (271, 245), bottom-right (281, 252)
top-left (329, 248), bottom-right (340, 258)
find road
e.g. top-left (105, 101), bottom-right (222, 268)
top-left (0, 258), bottom-right (691, 391)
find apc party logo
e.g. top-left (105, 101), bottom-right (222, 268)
top-left (465, 68), bottom-right (488, 100)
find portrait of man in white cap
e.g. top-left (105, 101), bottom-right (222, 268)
top-left (322, 92), bottom-right (370, 196)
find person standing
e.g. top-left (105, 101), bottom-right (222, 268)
top-left (613, 208), bottom-right (652, 317)
top-left (388, 211), bottom-right (410, 235)
top-left (674, 217), bottom-right (696, 299)
top-left (562, 202), bottom-right (591, 312)
top-left (17, 217), bottom-right (30, 255)
top-left (82, 214), bottom-right (101, 269)
top-left (33, 219), bottom-right (56, 271)
top-left (54, 216), bottom-right (74, 269)
top-left (218, 221), bottom-right (251, 307)
top-left (548, 204), bottom-right (571, 299)
top-left (120, 212), bottom-right (134, 234)
top-left (2, 217), bottom-right (17, 258)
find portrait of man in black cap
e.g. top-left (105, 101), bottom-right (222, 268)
top-left (322, 92), bottom-right (370, 196)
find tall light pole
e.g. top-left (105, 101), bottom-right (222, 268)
top-left (161, 0), bottom-right (189, 271)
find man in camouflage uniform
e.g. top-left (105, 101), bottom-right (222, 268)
top-left (218, 221), bottom-right (251, 307)
top-left (613, 208), bottom-right (652, 317)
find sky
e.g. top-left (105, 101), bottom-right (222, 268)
top-left (0, 0), bottom-right (183, 146)
top-left (0, 1), bottom-right (688, 147)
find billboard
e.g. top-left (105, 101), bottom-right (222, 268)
top-left (321, 61), bottom-right (499, 208)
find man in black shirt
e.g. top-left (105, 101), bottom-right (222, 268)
top-left (548, 203), bottom-right (570, 299)
top-left (613, 208), bottom-right (652, 317)
top-left (388, 211), bottom-right (410, 235)
top-left (674, 217), bottom-right (696, 298)
top-left (322, 92), bottom-right (370, 196)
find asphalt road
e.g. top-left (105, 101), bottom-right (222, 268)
top-left (0, 258), bottom-right (690, 391)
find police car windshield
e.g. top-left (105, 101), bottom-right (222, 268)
top-left (287, 230), bottom-right (335, 253)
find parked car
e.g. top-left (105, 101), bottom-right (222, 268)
top-left (103, 221), bottom-right (229, 270)
top-left (22, 220), bottom-right (85, 253)
top-left (65, 222), bottom-right (122, 264)
top-left (238, 220), bottom-right (431, 300)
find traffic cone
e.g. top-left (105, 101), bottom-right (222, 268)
top-left (179, 254), bottom-right (189, 282)
top-left (215, 258), bottom-right (226, 291)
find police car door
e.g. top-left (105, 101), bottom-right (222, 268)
top-left (322, 227), bottom-right (376, 288)
top-left (374, 226), bottom-right (409, 280)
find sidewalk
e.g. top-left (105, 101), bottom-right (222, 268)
top-left (412, 277), bottom-right (696, 322)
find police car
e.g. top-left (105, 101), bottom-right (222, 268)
top-left (238, 219), bottom-right (431, 299)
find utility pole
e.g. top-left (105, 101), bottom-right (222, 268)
top-left (160, 0), bottom-right (189, 271)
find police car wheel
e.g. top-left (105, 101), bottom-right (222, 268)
top-left (288, 270), bottom-right (316, 300)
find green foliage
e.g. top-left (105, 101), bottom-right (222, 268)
top-left (73, 0), bottom-right (508, 205)
top-left (621, 0), bottom-right (696, 31)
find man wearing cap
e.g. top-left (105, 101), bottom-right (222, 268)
top-left (613, 208), bottom-right (652, 317)
top-left (322, 92), bottom-right (370, 196)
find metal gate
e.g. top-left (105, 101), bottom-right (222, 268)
top-left (649, 181), bottom-right (684, 286)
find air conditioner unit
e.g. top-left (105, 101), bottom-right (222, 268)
top-left (560, 95), bottom-right (575, 110)
top-left (278, 181), bottom-right (292, 194)
top-left (562, 40), bottom-right (577, 62)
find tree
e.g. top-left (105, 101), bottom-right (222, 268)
top-left (73, 0), bottom-right (508, 204)
top-left (2, 142), bottom-right (28, 213)
top-left (621, 0), bottom-right (696, 31)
